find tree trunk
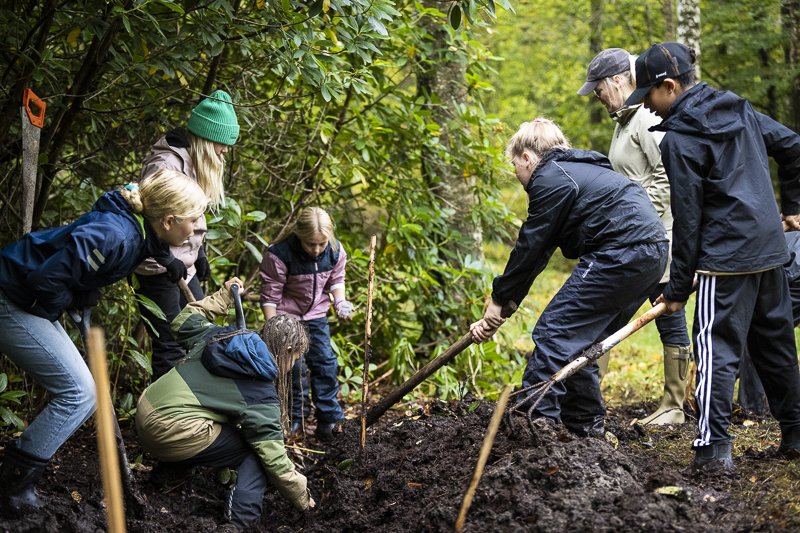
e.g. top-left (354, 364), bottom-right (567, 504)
top-left (663, 0), bottom-right (675, 42)
top-left (589, 0), bottom-right (604, 132)
top-left (783, 0), bottom-right (800, 132)
top-left (676, 0), bottom-right (701, 80)
top-left (417, 0), bottom-right (483, 264)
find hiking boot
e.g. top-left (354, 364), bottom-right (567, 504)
top-left (563, 416), bottom-right (605, 438)
top-left (0, 442), bottom-right (48, 515)
top-left (642, 345), bottom-right (692, 425)
top-left (778, 425), bottom-right (800, 459)
top-left (315, 420), bottom-right (342, 442)
top-left (691, 439), bottom-right (734, 473)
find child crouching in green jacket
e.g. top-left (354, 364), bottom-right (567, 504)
top-left (135, 278), bottom-right (314, 530)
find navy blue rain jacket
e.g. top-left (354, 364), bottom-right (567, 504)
top-left (652, 82), bottom-right (800, 302)
top-left (0, 190), bottom-right (171, 321)
top-left (491, 148), bottom-right (668, 307)
top-left (786, 232), bottom-right (800, 287)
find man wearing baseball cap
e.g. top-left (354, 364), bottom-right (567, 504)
top-left (626, 42), bottom-right (800, 472)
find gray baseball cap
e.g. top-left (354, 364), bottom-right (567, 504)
top-left (577, 48), bottom-right (632, 96)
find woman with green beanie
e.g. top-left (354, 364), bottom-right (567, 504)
top-left (133, 89), bottom-right (240, 379)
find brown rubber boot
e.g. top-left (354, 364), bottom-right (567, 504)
top-left (641, 345), bottom-right (691, 425)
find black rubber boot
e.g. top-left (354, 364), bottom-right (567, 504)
top-left (315, 420), bottom-right (341, 442)
top-left (0, 442), bottom-right (48, 515)
top-left (291, 419), bottom-right (304, 438)
top-left (778, 425), bottom-right (800, 459)
top-left (691, 438), bottom-right (734, 473)
top-left (562, 416), bottom-right (605, 438)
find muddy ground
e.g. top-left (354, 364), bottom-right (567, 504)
top-left (1, 399), bottom-right (799, 533)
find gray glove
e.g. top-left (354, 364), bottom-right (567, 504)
top-left (335, 300), bottom-right (354, 319)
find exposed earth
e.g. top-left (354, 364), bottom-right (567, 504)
top-left (1, 398), bottom-right (798, 533)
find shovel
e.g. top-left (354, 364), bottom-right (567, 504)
top-left (67, 307), bottom-right (144, 514)
top-left (364, 301), bottom-right (518, 428)
top-left (231, 283), bottom-right (245, 330)
top-left (20, 88), bottom-right (45, 235)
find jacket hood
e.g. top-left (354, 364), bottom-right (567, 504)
top-left (287, 233), bottom-right (330, 261)
top-left (611, 104), bottom-right (641, 124)
top-left (92, 191), bottom-right (145, 239)
top-left (201, 326), bottom-right (278, 381)
top-left (652, 82), bottom-right (746, 140)
top-left (530, 148), bottom-right (614, 190)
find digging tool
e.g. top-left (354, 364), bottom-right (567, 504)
top-left (364, 301), bottom-right (517, 428)
top-left (87, 328), bottom-right (127, 533)
top-left (361, 234), bottom-right (377, 448)
top-left (177, 278), bottom-right (196, 303)
top-left (231, 282), bottom-right (245, 330)
top-left (20, 88), bottom-right (46, 235)
top-left (455, 384), bottom-right (512, 532)
top-left (67, 308), bottom-right (143, 515)
top-left (509, 302), bottom-right (667, 427)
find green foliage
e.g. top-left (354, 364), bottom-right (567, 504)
top-left (0, 0), bottom-right (514, 429)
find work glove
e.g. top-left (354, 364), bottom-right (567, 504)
top-left (165, 257), bottom-right (188, 283)
top-left (71, 289), bottom-right (102, 310)
top-left (334, 299), bottom-right (354, 320)
top-left (195, 246), bottom-right (211, 282)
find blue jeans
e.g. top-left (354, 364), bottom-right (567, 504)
top-left (291, 317), bottom-right (344, 424)
top-left (0, 289), bottom-right (96, 459)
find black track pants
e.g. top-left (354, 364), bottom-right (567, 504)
top-left (693, 269), bottom-right (800, 448)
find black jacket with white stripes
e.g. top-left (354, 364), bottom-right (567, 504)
top-left (491, 148), bottom-right (668, 307)
top-left (653, 82), bottom-right (800, 303)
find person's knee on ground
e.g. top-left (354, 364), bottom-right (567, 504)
top-left (642, 344), bottom-right (691, 425)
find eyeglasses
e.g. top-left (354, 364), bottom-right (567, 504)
top-left (593, 87), bottom-right (603, 98)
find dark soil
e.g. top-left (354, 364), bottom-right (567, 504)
top-left (1, 399), bottom-right (798, 533)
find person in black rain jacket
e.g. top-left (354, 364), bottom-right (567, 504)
top-left (625, 42), bottom-right (800, 471)
top-left (471, 118), bottom-right (669, 437)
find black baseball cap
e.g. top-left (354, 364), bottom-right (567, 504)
top-left (577, 48), bottom-right (631, 96)
top-left (625, 42), bottom-right (695, 106)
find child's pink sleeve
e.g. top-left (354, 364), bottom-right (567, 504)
top-left (260, 250), bottom-right (287, 309)
top-left (325, 244), bottom-right (347, 293)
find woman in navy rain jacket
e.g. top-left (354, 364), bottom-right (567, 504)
top-left (471, 119), bottom-right (669, 437)
top-left (0, 169), bottom-right (207, 514)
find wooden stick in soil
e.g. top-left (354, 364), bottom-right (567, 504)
top-left (361, 234), bottom-right (377, 448)
top-left (455, 384), bottom-right (512, 532)
top-left (87, 327), bottom-right (127, 533)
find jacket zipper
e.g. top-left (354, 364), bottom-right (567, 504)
top-left (303, 260), bottom-right (318, 319)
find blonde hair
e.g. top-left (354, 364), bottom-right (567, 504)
top-left (187, 131), bottom-right (225, 210)
top-left (505, 119), bottom-right (570, 166)
top-left (277, 207), bottom-right (339, 252)
top-left (120, 169), bottom-right (208, 222)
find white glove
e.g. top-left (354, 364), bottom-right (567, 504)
top-left (335, 300), bottom-right (354, 319)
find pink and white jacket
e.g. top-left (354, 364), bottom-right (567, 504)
top-left (259, 234), bottom-right (347, 321)
top-left (135, 128), bottom-right (206, 281)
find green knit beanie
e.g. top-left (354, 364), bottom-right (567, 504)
top-left (187, 90), bottom-right (240, 145)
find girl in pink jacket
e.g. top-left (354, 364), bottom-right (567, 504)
top-left (259, 208), bottom-right (352, 441)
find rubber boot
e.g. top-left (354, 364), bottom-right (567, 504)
top-left (778, 425), bottom-right (800, 459)
top-left (315, 420), bottom-right (342, 442)
top-left (290, 419), bottom-right (304, 439)
top-left (562, 416), bottom-right (605, 437)
top-left (596, 352), bottom-right (610, 384)
top-left (691, 438), bottom-right (734, 473)
top-left (0, 442), bottom-right (48, 514)
top-left (641, 345), bottom-right (691, 425)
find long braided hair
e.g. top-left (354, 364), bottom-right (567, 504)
top-left (258, 315), bottom-right (310, 434)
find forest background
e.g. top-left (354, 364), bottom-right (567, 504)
top-left (0, 0), bottom-right (794, 430)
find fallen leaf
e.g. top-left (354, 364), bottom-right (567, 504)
top-left (743, 420), bottom-right (755, 427)
top-left (557, 433), bottom-right (572, 443)
top-left (703, 494), bottom-right (716, 502)
top-left (364, 478), bottom-right (375, 490)
top-left (71, 491), bottom-right (81, 503)
top-left (750, 476), bottom-right (757, 482)
top-left (544, 466), bottom-right (559, 476)
top-left (407, 482), bottom-right (422, 487)
top-left (655, 486), bottom-right (691, 500)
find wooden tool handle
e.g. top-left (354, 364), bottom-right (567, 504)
top-left (177, 278), bottom-right (196, 303)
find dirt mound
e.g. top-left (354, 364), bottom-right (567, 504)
top-left (0, 400), bottom-right (729, 532)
